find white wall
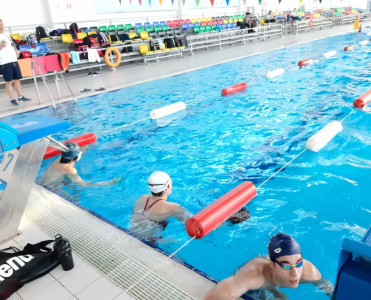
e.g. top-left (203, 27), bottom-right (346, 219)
top-left (1, 0), bottom-right (369, 32)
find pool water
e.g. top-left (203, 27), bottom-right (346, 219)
top-left (4, 32), bottom-right (371, 299)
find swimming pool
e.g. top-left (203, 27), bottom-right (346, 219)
top-left (4, 32), bottom-right (371, 299)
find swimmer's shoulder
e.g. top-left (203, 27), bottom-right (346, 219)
top-left (301, 259), bottom-right (322, 282)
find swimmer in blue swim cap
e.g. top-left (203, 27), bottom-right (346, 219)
top-left (38, 142), bottom-right (118, 188)
top-left (205, 232), bottom-right (334, 300)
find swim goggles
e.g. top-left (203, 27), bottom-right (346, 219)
top-left (274, 258), bottom-right (303, 270)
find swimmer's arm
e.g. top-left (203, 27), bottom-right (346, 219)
top-left (170, 204), bottom-right (192, 222)
top-left (67, 171), bottom-right (116, 187)
top-left (312, 278), bottom-right (334, 297)
top-left (266, 287), bottom-right (289, 300)
top-left (204, 265), bottom-right (265, 300)
top-left (301, 260), bottom-right (334, 297)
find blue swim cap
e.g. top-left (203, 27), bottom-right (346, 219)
top-left (61, 142), bottom-right (82, 161)
top-left (268, 233), bottom-right (301, 260)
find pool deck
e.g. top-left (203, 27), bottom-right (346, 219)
top-left (0, 22), bottom-right (369, 300)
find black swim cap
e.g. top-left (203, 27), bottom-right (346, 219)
top-left (268, 233), bottom-right (301, 260)
top-left (61, 142), bottom-right (82, 161)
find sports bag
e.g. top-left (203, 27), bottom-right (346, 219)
top-left (0, 240), bottom-right (60, 300)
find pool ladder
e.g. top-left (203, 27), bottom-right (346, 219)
top-left (31, 61), bottom-right (77, 110)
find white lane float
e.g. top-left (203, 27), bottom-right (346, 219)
top-left (266, 68), bottom-right (285, 79)
top-left (305, 121), bottom-right (343, 152)
top-left (150, 101), bottom-right (186, 119)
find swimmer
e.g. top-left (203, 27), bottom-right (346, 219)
top-left (38, 142), bottom-right (118, 188)
top-left (129, 171), bottom-right (191, 241)
top-left (205, 233), bottom-right (334, 300)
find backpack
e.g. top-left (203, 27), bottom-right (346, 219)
top-left (118, 33), bottom-right (130, 42)
top-left (35, 26), bottom-right (49, 42)
top-left (173, 36), bottom-right (183, 47)
top-left (149, 40), bottom-right (161, 51)
top-left (97, 32), bottom-right (110, 46)
top-left (82, 36), bottom-right (93, 47)
top-left (27, 34), bottom-right (37, 45)
top-left (164, 37), bottom-right (176, 49)
top-left (69, 23), bottom-right (81, 38)
top-left (0, 239), bottom-right (61, 299)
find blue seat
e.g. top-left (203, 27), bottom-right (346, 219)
top-left (221, 24), bottom-right (227, 30)
top-left (215, 25), bottom-right (222, 31)
top-left (153, 21), bottom-right (159, 27)
top-left (144, 22), bottom-right (151, 27)
top-left (135, 23), bottom-right (143, 28)
top-left (182, 23), bottom-right (188, 30)
top-left (160, 21), bottom-right (166, 26)
top-left (195, 22), bottom-right (200, 27)
top-left (227, 23), bottom-right (232, 29)
top-left (188, 23), bottom-right (194, 29)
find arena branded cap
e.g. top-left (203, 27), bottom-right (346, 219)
top-left (268, 233), bottom-right (301, 260)
top-left (148, 171), bottom-right (170, 193)
top-left (61, 142), bottom-right (82, 161)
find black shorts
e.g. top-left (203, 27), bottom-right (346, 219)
top-left (0, 61), bottom-right (22, 82)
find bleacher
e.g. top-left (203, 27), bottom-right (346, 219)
top-left (2, 7), bottom-right (370, 84)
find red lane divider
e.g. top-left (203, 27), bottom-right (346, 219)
top-left (44, 133), bottom-right (97, 159)
top-left (298, 58), bottom-right (313, 67)
top-left (353, 90), bottom-right (371, 109)
top-left (221, 83), bottom-right (247, 96)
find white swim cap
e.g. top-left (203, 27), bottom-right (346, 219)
top-left (148, 171), bottom-right (171, 193)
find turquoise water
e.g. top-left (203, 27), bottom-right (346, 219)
top-left (3, 32), bottom-right (371, 299)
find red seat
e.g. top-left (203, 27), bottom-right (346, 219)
top-left (212, 20), bottom-right (217, 25)
top-left (185, 19), bottom-right (190, 24)
top-left (173, 20), bottom-right (179, 27)
top-left (217, 19), bottom-right (223, 25)
top-left (166, 20), bottom-right (173, 27)
top-left (200, 22), bottom-right (206, 26)
top-left (179, 19), bottom-right (185, 25)
top-left (207, 21), bottom-right (212, 26)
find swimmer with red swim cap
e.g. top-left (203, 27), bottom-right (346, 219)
top-left (205, 233), bottom-right (334, 299)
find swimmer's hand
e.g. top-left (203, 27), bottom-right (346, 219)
top-left (111, 177), bottom-right (122, 185)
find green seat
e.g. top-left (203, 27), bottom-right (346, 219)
top-left (162, 25), bottom-right (169, 31)
top-left (211, 24), bottom-right (216, 29)
top-left (99, 26), bottom-right (108, 32)
top-left (205, 25), bottom-right (212, 31)
top-left (125, 24), bottom-right (133, 31)
top-left (199, 26), bottom-right (206, 33)
top-left (194, 26), bottom-right (200, 34)
top-left (154, 25), bottom-right (161, 32)
top-left (136, 27), bottom-right (144, 34)
top-left (117, 24), bottom-right (125, 30)
top-left (146, 26), bottom-right (154, 33)
top-left (108, 25), bottom-right (117, 31)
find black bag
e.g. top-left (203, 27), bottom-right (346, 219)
top-left (69, 23), bottom-right (80, 38)
top-left (173, 36), bottom-right (183, 47)
top-left (82, 36), bottom-right (93, 47)
top-left (164, 37), bottom-right (176, 49)
top-left (149, 40), bottom-right (160, 51)
top-left (35, 26), bottom-right (49, 42)
top-left (0, 240), bottom-right (61, 300)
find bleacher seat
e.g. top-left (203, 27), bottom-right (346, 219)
top-left (117, 24), bottom-right (125, 31)
top-left (108, 25), bottom-right (117, 32)
top-left (153, 21), bottom-right (160, 27)
top-left (166, 21), bottom-right (173, 27)
top-left (146, 26), bottom-right (154, 33)
top-left (62, 34), bottom-right (73, 43)
top-left (144, 22), bottom-right (151, 27)
top-left (99, 26), bottom-right (108, 33)
top-left (160, 21), bottom-right (166, 26)
top-left (139, 44), bottom-right (153, 54)
top-left (77, 32), bottom-right (87, 39)
top-left (10, 33), bottom-right (22, 41)
top-left (188, 23), bottom-right (194, 29)
top-left (162, 25), bottom-right (169, 32)
top-left (90, 26), bottom-right (98, 32)
top-left (136, 27), bottom-right (144, 34)
top-left (154, 25), bottom-right (161, 32)
top-left (125, 24), bottom-right (133, 31)
top-left (185, 19), bottom-right (191, 24)
top-left (135, 23), bottom-right (143, 28)
top-left (182, 23), bottom-right (188, 30)
top-left (173, 20), bottom-right (180, 27)
top-left (140, 31), bottom-right (151, 40)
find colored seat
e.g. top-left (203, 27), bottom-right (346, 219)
top-left (10, 33), bottom-right (22, 41)
top-left (182, 23), bottom-right (188, 30)
top-left (205, 25), bottom-right (212, 32)
top-left (160, 21), bottom-right (166, 26)
top-left (88, 31), bottom-right (97, 36)
top-left (146, 26), bottom-right (154, 33)
top-left (125, 24), bottom-right (133, 31)
top-left (139, 44), bottom-right (153, 54)
top-left (173, 20), bottom-right (180, 27)
top-left (77, 32), bottom-right (87, 39)
top-left (144, 22), bottom-right (151, 27)
top-left (162, 25), bottom-right (169, 31)
top-left (166, 21), bottom-right (173, 27)
top-left (200, 22), bottom-right (206, 26)
top-left (136, 27), bottom-right (144, 34)
top-left (108, 25), bottom-right (117, 32)
top-left (117, 24), bottom-right (125, 31)
top-left (199, 26), bottom-right (206, 33)
top-left (153, 21), bottom-right (160, 27)
top-left (135, 23), bottom-right (143, 28)
top-left (140, 31), bottom-right (152, 40)
top-left (179, 19), bottom-right (185, 25)
top-left (195, 22), bottom-right (200, 27)
top-left (190, 18), bottom-right (195, 24)
top-left (99, 26), bottom-right (108, 33)
top-left (90, 26), bottom-right (98, 32)
top-left (188, 23), bottom-right (194, 29)
top-left (154, 25), bottom-right (161, 32)
top-left (193, 26), bottom-right (200, 34)
top-left (61, 34), bottom-right (73, 43)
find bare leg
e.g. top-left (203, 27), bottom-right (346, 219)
top-left (5, 82), bottom-right (14, 100)
top-left (13, 80), bottom-right (22, 98)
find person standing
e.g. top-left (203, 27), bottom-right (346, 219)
top-left (0, 19), bottom-right (30, 106)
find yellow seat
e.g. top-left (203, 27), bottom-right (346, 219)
top-left (223, 19), bottom-right (228, 24)
top-left (260, 19), bottom-right (266, 25)
top-left (140, 31), bottom-right (152, 40)
top-left (229, 19), bottom-right (233, 24)
top-left (206, 17), bottom-right (211, 21)
top-left (201, 18), bottom-right (206, 22)
top-left (77, 32), bottom-right (87, 39)
top-left (196, 18), bottom-right (201, 23)
top-left (10, 33), bottom-right (22, 41)
top-left (139, 44), bottom-right (153, 54)
top-left (61, 34), bottom-right (73, 43)
top-left (190, 18), bottom-right (196, 24)
top-left (88, 31), bottom-right (97, 35)
top-left (129, 32), bottom-right (137, 39)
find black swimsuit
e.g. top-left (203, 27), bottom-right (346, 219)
top-left (141, 197), bottom-right (169, 230)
